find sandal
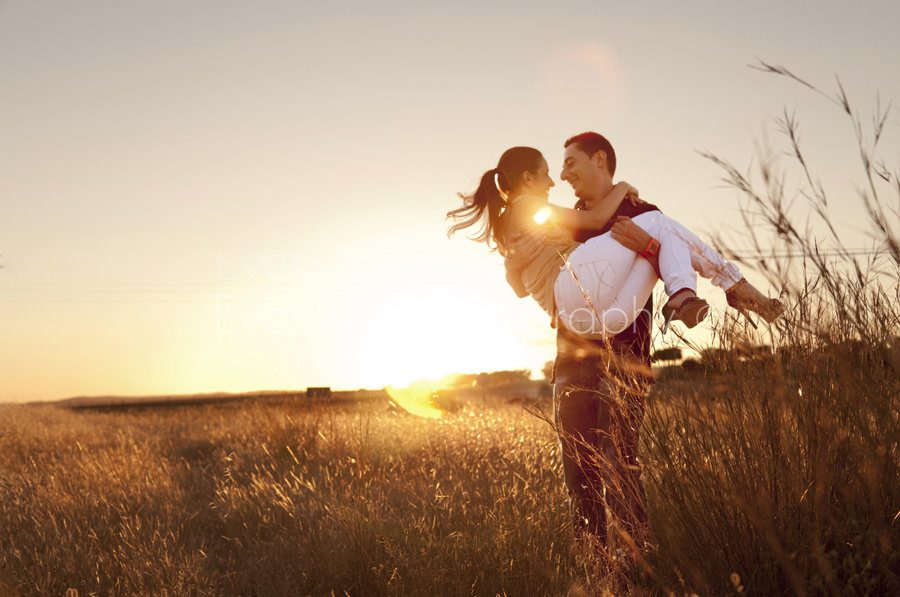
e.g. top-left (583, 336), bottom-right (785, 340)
top-left (661, 290), bottom-right (710, 335)
top-left (725, 278), bottom-right (785, 327)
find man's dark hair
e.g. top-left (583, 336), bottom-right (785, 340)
top-left (564, 131), bottom-right (616, 176)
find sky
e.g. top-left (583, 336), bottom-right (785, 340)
top-left (1, 1), bottom-right (899, 402)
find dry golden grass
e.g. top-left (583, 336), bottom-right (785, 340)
top-left (1, 354), bottom-right (897, 596)
top-left (0, 397), bottom-right (586, 595)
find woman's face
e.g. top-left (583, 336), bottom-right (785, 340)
top-left (526, 159), bottom-right (555, 198)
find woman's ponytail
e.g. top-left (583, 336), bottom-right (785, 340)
top-left (446, 167), bottom-right (508, 250)
top-left (447, 146), bottom-right (543, 252)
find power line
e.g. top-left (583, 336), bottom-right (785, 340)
top-left (726, 248), bottom-right (891, 259)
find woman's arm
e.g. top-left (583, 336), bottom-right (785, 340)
top-left (545, 181), bottom-right (637, 232)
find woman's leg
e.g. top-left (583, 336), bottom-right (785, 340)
top-left (553, 210), bottom-right (743, 338)
top-left (631, 212), bottom-right (781, 323)
top-left (630, 211), bottom-right (743, 293)
top-left (554, 232), bottom-right (657, 338)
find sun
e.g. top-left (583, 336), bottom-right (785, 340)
top-left (351, 286), bottom-right (513, 389)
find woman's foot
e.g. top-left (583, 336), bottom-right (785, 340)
top-left (725, 278), bottom-right (785, 324)
top-left (661, 288), bottom-right (710, 333)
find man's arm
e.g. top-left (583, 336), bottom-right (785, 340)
top-left (503, 231), bottom-right (544, 298)
top-left (610, 216), bottom-right (661, 275)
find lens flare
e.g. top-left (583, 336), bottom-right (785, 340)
top-left (385, 380), bottom-right (445, 419)
top-left (533, 206), bottom-right (553, 225)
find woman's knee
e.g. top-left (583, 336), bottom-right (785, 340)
top-left (631, 210), bottom-right (663, 235)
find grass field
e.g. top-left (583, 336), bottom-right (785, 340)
top-left (1, 346), bottom-right (897, 596)
top-left (0, 395), bottom-right (582, 595)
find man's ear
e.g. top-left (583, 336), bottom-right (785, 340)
top-left (592, 150), bottom-right (607, 170)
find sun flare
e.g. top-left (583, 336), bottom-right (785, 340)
top-left (352, 287), bottom-right (527, 389)
top-left (385, 380), bottom-right (446, 419)
top-left (533, 206), bottom-right (553, 225)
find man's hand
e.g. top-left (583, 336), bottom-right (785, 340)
top-left (610, 215), bottom-right (653, 252)
top-left (612, 215), bottom-right (661, 277)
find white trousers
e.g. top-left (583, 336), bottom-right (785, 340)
top-left (553, 210), bottom-right (742, 338)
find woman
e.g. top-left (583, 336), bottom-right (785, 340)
top-left (448, 146), bottom-right (783, 337)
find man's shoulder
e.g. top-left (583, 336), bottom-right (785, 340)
top-left (600, 201), bottom-right (660, 235)
top-left (572, 198), bottom-right (660, 212)
top-left (617, 201), bottom-right (660, 218)
top-left (571, 200), bottom-right (660, 241)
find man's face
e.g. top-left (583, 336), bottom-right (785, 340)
top-left (561, 144), bottom-right (605, 198)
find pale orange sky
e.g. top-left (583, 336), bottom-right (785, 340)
top-left (2, 1), bottom-right (898, 402)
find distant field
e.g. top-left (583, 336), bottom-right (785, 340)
top-left (48, 388), bottom-right (388, 410)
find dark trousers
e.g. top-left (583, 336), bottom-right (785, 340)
top-left (553, 371), bottom-right (650, 551)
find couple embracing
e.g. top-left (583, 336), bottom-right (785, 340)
top-left (448, 132), bottom-right (783, 568)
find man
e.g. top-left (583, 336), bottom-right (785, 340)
top-left (505, 132), bottom-right (661, 562)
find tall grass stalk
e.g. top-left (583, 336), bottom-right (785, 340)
top-left (635, 64), bottom-right (899, 594)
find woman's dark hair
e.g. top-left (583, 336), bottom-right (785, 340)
top-left (447, 146), bottom-right (544, 252)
